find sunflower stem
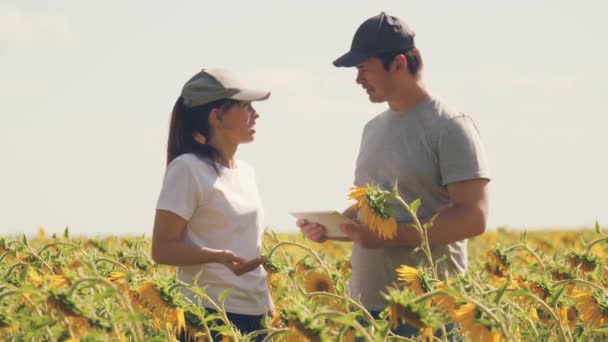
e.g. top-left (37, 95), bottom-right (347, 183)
top-left (392, 196), bottom-right (436, 278)
top-left (68, 277), bottom-right (145, 342)
top-left (266, 241), bottom-right (332, 279)
top-left (20, 293), bottom-right (57, 342)
top-left (525, 293), bottom-right (570, 342)
top-left (37, 242), bottom-right (79, 254)
top-left (262, 329), bottom-right (289, 341)
top-left (307, 291), bottom-right (376, 323)
top-left (460, 295), bottom-right (514, 342)
top-left (553, 279), bottom-right (605, 292)
top-left (94, 257), bottom-right (129, 271)
top-left (503, 244), bottom-right (546, 270)
top-left (352, 319), bottom-right (376, 342)
top-left (584, 236), bottom-right (608, 253)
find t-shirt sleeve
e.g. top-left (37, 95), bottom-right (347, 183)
top-left (438, 115), bottom-right (491, 186)
top-left (156, 158), bottom-right (201, 220)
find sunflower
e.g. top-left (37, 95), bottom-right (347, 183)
top-left (383, 287), bottom-right (440, 341)
top-left (557, 304), bottom-right (579, 331)
top-left (0, 310), bottom-right (16, 336)
top-left (484, 248), bottom-right (510, 278)
top-left (567, 251), bottom-right (602, 273)
top-left (432, 282), bottom-right (458, 319)
top-left (396, 265), bottom-right (432, 296)
top-left (349, 185), bottom-right (397, 239)
top-left (452, 303), bottom-right (504, 342)
top-left (528, 279), bottom-right (553, 302)
top-left (339, 259), bottom-right (352, 275)
top-left (303, 271), bottom-right (334, 293)
top-left (184, 309), bottom-right (209, 342)
top-left (572, 289), bottom-right (608, 327)
top-left (287, 319), bottom-right (321, 342)
top-left (46, 290), bottom-right (92, 336)
top-left (135, 280), bottom-right (186, 335)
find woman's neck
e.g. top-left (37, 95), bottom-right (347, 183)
top-left (208, 139), bottom-right (238, 169)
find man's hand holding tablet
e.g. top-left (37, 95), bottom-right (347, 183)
top-left (290, 211), bottom-right (355, 239)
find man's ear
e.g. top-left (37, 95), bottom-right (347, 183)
top-left (393, 54), bottom-right (407, 72)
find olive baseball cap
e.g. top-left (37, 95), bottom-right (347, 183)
top-left (181, 68), bottom-right (270, 108)
top-left (333, 12), bottom-right (416, 67)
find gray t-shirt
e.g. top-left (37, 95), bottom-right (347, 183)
top-left (350, 95), bottom-right (490, 311)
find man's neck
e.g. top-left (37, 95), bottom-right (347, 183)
top-left (387, 80), bottom-right (429, 113)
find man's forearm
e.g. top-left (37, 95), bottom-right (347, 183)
top-left (383, 204), bottom-right (487, 248)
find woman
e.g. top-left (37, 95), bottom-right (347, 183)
top-left (152, 68), bottom-right (272, 341)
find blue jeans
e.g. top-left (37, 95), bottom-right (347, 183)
top-left (179, 308), bottom-right (266, 342)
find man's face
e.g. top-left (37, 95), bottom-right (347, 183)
top-left (355, 57), bottom-right (391, 103)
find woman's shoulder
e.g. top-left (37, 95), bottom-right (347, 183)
top-left (236, 159), bottom-right (256, 174)
top-left (168, 153), bottom-right (215, 174)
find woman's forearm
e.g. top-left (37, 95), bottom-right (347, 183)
top-left (152, 240), bottom-right (226, 266)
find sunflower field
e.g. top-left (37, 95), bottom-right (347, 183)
top-left (0, 226), bottom-right (606, 341)
top-left (1, 188), bottom-right (607, 342)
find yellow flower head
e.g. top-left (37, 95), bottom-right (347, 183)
top-left (433, 282), bottom-right (458, 318)
top-left (383, 287), bottom-right (441, 342)
top-left (573, 289), bottom-right (608, 327)
top-left (135, 280), bottom-right (185, 334)
top-left (303, 271), bottom-right (334, 293)
top-left (453, 303), bottom-right (504, 342)
top-left (349, 185), bottom-right (397, 239)
top-left (396, 265), bottom-right (432, 296)
top-left (484, 248), bottom-right (510, 278)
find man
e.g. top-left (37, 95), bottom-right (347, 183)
top-left (297, 12), bottom-right (490, 337)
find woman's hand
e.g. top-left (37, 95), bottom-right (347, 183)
top-left (218, 251), bottom-right (263, 276)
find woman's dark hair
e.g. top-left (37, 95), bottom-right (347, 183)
top-left (376, 48), bottom-right (421, 75)
top-left (166, 97), bottom-right (238, 172)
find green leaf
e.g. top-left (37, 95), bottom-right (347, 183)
top-left (493, 277), bottom-right (509, 304)
top-left (218, 288), bottom-right (232, 305)
top-left (409, 198), bottom-right (421, 216)
top-left (509, 288), bottom-right (529, 297)
top-left (211, 325), bottom-right (232, 332)
top-left (592, 263), bottom-right (604, 281)
top-left (594, 220), bottom-right (601, 234)
top-left (520, 231), bottom-right (527, 243)
top-left (204, 313), bottom-right (223, 322)
top-left (329, 314), bottom-right (355, 326)
top-left (590, 326), bottom-right (608, 333)
top-left (63, 227), bottom-right (70, 239)
top-left (374, 319), bottom-right (390, 335)
top-left (548, 285), bottom-right (566, 306)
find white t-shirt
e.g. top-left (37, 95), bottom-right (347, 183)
top-left (156, 153), bottom-right (271, 315)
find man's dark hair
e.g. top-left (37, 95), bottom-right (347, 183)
top-left (376, 49), bottom-right (421, 75)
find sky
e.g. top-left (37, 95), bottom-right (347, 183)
top-left (1, 1), bottom-right (607, 237)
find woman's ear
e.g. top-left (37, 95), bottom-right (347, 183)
top-left (209, 108), bottom-right (222, 128)
top-left (193, 132), bottom-right (207, 144)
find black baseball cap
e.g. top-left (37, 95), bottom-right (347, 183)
top-left (333, 12), bottom-right (416, 68)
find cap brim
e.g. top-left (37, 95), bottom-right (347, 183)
top-left (230, 89), bottom-right (271, 102)
top-left (333, 50), bottom-right (371, 67)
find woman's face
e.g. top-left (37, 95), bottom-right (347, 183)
top-left (216, 101), bottom-right (259, 144)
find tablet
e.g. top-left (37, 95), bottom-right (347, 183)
top-left (289, 210), bottom-right (355, 238)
